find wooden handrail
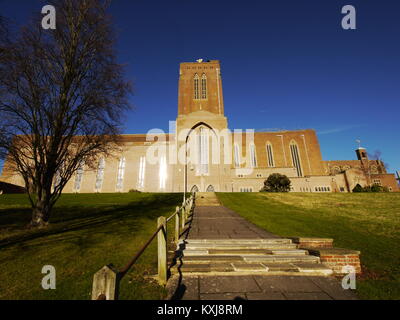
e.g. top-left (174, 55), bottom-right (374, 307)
top-left (166, 207), bottom-right (179, 223)
top-left (91, 193), bottom-right (195, 300)
top-left (119, 224), bottom-right (164, 277)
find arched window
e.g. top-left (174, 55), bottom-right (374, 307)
top-left (201, 74), bottom-right (207, 99)
top-left (116, 157), bottom-right (126, 191)
top-left (53, 161), bottom-right (66, 192)
top-left (137, 156), bottom-right (146, 189)
top-left (74, 162), bottom-right (84, 191)
top-left (197, 127), bottom-right (209, 175)
top-left (266, 142), bottom-right (275, 167)
top-left (290, 141), bottom-right (303, 177)
top-left (193, 74), bottom-right (200, 99)
top-left (206, 185), bottom-right (214, 192)
top-left (95, 158), bottom-right (106, 191)
top-left (190, 185), bottom-right (199, 193)
top-left (159, 155), bottom-right (167, 189)
top-left (234, 143), bottom-right (240, 168)
top-left (250, 143), bottom-right (257, 168)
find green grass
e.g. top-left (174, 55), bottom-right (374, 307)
top-left (217, 192), bottom-right (400, 300)
top-left (0, 193), bottom-right (182, 300)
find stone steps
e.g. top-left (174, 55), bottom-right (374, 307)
top-left (174, 237), bottom-right (334, 277)
top-left (184, 244), bottom-right (298, 250)
top-left (183, 248), bottom-right (308, 256)
top-left (185, 238), bottom-right (292, 244)
top-left (170, 261), bottom-right (333, 276)
top-left (195, 192), bottom-right (221, 206)
top-left (183, 254), bottom-right (319, 264)
top-left (182, 239), bottom-right (300, 251)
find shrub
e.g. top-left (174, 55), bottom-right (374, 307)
top-left (371, 185), bottom-right (381, 192)
top-left (371, 184), bottom-right (389, 192)
top-left (260, 173), bottom-right (291, 192)
top-left (352, 184), bottom-right (363, 193)
top-left (128, 189), bottom-right (141, 193)
top-left (352, 184), bottom-right (388, 193)
top-left (362, 186), bottom-right (373, 193)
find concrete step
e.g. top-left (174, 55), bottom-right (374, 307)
top-left (195, 193), bottom-right (221, 206)
top-left (183, 243), bottom-right (299, 250)
top-left (184, 238), bottom-right (293, 245)
top-left (269, 249), bottom-right (308, 255)
top-left (184, 255), bottom-right (244, 263)
top-left (243, 255), bottom-right (320, 264)
top-left (182, 248), bottom-right (308, 256)
top-left (170, 262), bottom-right (332, 276)
top-left (183, 254), bottom-right (320, 264)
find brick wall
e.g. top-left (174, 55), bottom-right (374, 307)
top-left (291, 237), bottom-right (333, 248)
top-left (307, 248), bottom-right (362, 274)
top-left (319, 253), bottom-right (362, 274)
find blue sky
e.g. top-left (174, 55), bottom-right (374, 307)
top-left (1, 0), bottom-right (399, 174)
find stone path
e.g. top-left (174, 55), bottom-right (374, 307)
top-left (167, 193), bottom-right (358, 300)
top-left (188, 205), bottom-right (279, 239)
top-left (167, 275), bottom-right (357, 300)
top-left (188, 192), bottom-right (278, 239)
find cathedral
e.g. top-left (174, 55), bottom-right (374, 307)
top-left (1, 60), bottom-right (398, 193)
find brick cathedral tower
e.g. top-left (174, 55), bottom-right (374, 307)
top-left (177, 59), bottom-right (225, 116)
top-left (175, 59), bottom-right (228, 143)
top-left (173, 59), bottom-right (230, 193)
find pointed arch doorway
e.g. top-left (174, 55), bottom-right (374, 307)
top-left (206, 185), bottom-right (215, 192)
top-left (190, 185), bottom-right (199, 193)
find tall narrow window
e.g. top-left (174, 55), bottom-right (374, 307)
top-left (95, 158), bottom-right (105, 191)
top-left (116, 157), bottom-right (126, 191)
top-left (234, 143), bottom-right (240, 168)
top-left (193, 74), bottom-right (200, 99)
top-left (197, 127), bottom-right (209, 175)
top-left (74, 162), bottom-right (84, 191)
top-left (250, 143), bottom-right (257, 168)
top-left (266, 142), bottom-right (275, 167)
top-left (159, 155), bottom-right (167, 189)
top-left (137, 156), bottom-right (146, 189)
top-left (290, 141), bottom-right (303, 177)
top-left (201, 74), bottom-right (207, 99)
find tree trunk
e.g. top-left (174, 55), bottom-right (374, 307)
top-left (30, 199), bottom-right (51, 228)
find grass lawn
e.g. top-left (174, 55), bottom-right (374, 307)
top-left (0, 193), bottom-right (182, 300)
top-left (217, 192), bottom-right (400, 300)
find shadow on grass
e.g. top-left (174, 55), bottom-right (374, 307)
top-left (0, 193), bottom-right (181, 251)
top-left (0, 193), bottom-right (183, 300)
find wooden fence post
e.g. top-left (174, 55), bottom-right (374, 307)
top-left (157, 216), bottom-right (167, 285)
top-left (181, 205), bottom-right (186, 229)
top-left (189, 199), bottom-right (193, 216)
top-left (175, 206), bottom-right (180, 243)
top-left (91, 264), bottom-right (119, 300)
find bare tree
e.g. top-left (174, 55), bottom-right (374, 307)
top-left (0, 15), bottom-right (9, 43)
top-left (0, 0), bottom-right (132, 227)
top-left (368, 150), bottom-right (382, 161)
top-left (0, 15), bottom-right (11, 97)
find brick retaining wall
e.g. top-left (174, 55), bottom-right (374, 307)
top-left (290, 237), bottom-right (333, 248)
top-left (290, 237), bottom-right (362, 274)
top-left (307, 248), bottom-right (362, 274)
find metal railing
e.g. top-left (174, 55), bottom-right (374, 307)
top-left (91, 193), bottom-right (195, 300)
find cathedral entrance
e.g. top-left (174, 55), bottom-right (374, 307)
top-left (206, 185), bottom-right (215, 192)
